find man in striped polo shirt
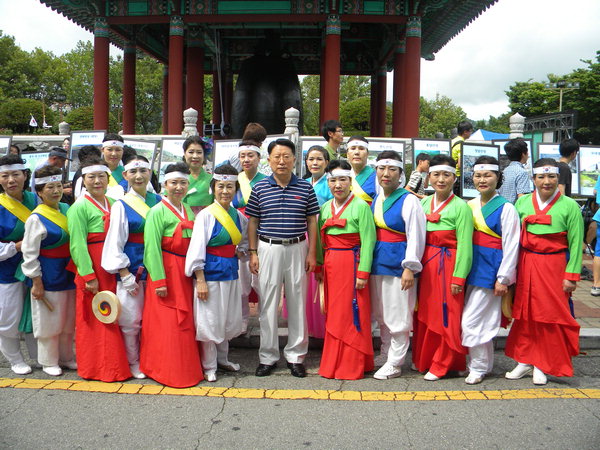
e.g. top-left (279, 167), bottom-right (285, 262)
top-left (246, 138), bottom-right (320, 378)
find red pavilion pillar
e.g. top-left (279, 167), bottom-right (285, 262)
top-left (376, 67), bottom-right (387, 137)
top-left (320, 14), bottom-right (341, 122)
top-left (93, 17), bottom-right (110, 130)
top-left (167, 16), bottom-right (184, 134)
top-left (403, 16), bottom-right (421, 138)
top-left (122, 42), bottom-right (136, 134)
top-left (392, 39), bottom-right (406, 137)
top-left (186, 29), bottom-right (204, 122)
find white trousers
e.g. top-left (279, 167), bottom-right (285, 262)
top-left (117, 280), bottom-right (146, 366)
top-left (370, 274), bottom-right (417, 367)
top-left (193, 279), bottom-right (243, 343)
top-left (238, 256), bottom-right (261, 331)
top-left (32, 289), bottom-right (75, 367)
top-left (0, 282), bottom-right (26, 365)
top-left (257, 239), bottom-right (308, 365)
top-left (200, 340), bottom-right (231, 372)
top-left (462, 285), bottom-right (502, 376)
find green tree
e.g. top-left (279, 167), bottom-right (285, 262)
top-left (340, 96), bottom-right (371, 134)
top-left (300, 75), bottom-right (320, 135)
top-left (419, 94), bottom-right (466, 138)
top-left (0, 98), bottom-right (56, 133)
top-left (62, 41), bottom-right (95, 108)
top-left (474, 112), bottom-right (511, 134)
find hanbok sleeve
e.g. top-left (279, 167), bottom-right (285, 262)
top-left (496, 203), bottom-right (521, 285)
top-left (451, 199), bottom-right (474, 285)
top-left (67, 201), bottom-right (95, 281)
top-left (101, 200), bottom-right (130, 274)
top-left (0, 241), bottom-right (17, 261)
top-left (401, 193), bottom-right (426, 273)
top-left (143, 204), bottom-right (166, 286)
top-left (21, 215), bottom-right (47, 279)
top-left (564, 199), bottom-right (584, 280)
top-left (184, 210), bottom-right (213, 276)
top-left (356, 201), bottom-right (376, 278)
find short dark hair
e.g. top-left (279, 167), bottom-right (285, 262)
top-left (267, 138), bottom-right (295, 156)
top-left (34, 165), bottom-right (62, 193)
top-left (457, 121), bottom-right (473, 135)
top-left (210, 164), bottom-right (240, 192)
top-left (80, 156), bottom-right (107, 170)
top-left (0, 154), bottom-right (30, 193)
top-left (473, 155), bottom-right (503, 189)
top-left (77, 145), bottom-right (102, 163)
top-left (102, 133), bottom-right (124, 144)
top-left (559, 138), bottom-right (579, 158)
top-left (165, 161), bottom-right (191, 175)
top-left (430, 154), bottom-right (456, 168)
top-left (377, 150), bottom-right (402, 162)
top-left (183, 136), bottom-right (207, 152)
top-left (415, 153), bottom-right (431, 164)
top-left (9, 144), bottom-right (21, 157)
top-left (305, 145), bottom-right (330, 162)
top-left (347, 135), bottom-right (369, 146)
top-left (321, 120), bottom-right (342, 141)
top-left (123, 154), bottom-right (149, 166)
top-left (504, 138), bottom-right (528, 162)
top-left (533, 158), bottom-right (559, 169)
top-left (326, 159), bottom-right (352, 173)
top-left (122, 145), bottom-right (137, 165)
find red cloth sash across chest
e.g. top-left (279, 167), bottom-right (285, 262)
top-left (376, 228), bottom-right (406, 243)
top-left (473, 230), bottom-right (502, 249)
top-left (39, 242), bottom-right (70, 258)
top-left (425, 230), bottom-right (457, 249)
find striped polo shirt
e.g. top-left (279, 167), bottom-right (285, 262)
top-left (245, 173), bottom-right (320, 239)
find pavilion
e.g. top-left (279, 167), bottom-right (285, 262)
top-left (40, 0), bottom-right (497, 136)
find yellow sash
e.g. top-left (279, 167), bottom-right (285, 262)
top-left (206, 202), bottom-right (242, 245)
top-left (239, 172), bottom-right (252, 203)
top-left (33, 204), bottom-right (68, 234)
top-left (123, 193), bottom-right (150, 220)
top-left (373, 195), bottom-right (395, 232)
top-left (0, 193), bottom-right (33, 224)
top-left (468, 198), bottom-right (501, 239)
top-left (352, 178), bottom-right (373, 203)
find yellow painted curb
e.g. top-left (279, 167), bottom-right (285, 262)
top-left (1, 378), bottom-right (599, 402)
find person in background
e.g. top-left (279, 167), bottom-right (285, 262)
top-left (557, 138), bottom-right (579, 197)
top-left (186, 164), bottom-right (247, 382)
top-left (9, 144), bottom-right (21, 157)
top-left (182, 136), bottom-right (213, 215)
top-left (370, 151), bottom-right (426, 380)
top-left (450, 120), bottom-right (473, 196)
top-left (101, 134), bottom-right (126, 198)
top-left (72, 145), bottom-right (102, 199)
top-left (101, 155), bottom-right (161, 379)
top-left (0, 155), bottom-right (38, 375)
top-left (591, 177), bottom-right (600, 297)
top-left (228, 122), bottom-right (267, 172)
top-left (30, 147), bottom-right (71, 193)
top-left (21, 165), bottom-right (76, 376)
top-left (321, 120), bottom-right (343, 160)
top-left (347, 136), bottom-right (379, 205)
top-left (498, 138), bottom-right (531, 203)
top-left (461, 156), bottom-right (520, 385)
top-left (505, 158), bottom-right (583, 385)
top-left (406, 153), bottom-right (431, 199)
top-left (62, 137), bottom-right (71, 153)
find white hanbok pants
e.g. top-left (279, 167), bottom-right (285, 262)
top-left (370, 274), bottom-right (417, 367)
top-left (0, 282), bottom-right (27, 365)
top-left (32, 289), bottom-right (75, 367)
top-left (238, 255), bottom-right (260, 332)
top-left (116, 280), bottom-right (146, 366)
top-left (257, 240), bottom-right (308, 365)
top-left (462, 285), bottom-right (501, 376)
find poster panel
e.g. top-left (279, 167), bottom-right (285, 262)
top-left (537, 143), bottom-right (580, 195)
top-left (69, 130), bottom-right (105, 177)
top-left (461, 143), bottom-right (500, 199)
top-left (579, 145), bottom-right (600, 197)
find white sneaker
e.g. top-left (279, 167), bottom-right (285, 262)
top-left (60, 359), bottom-right (78, 370)
top-left (217, 361), bottom-right (240, 372)
top-left (11, 362), bottom-right (32, 375)
top-left (424, 371), bottom-right (440, 381)
top-left (130, 364), bottom-right (147, 379)
top-left (374, 353), bottom-right (388, 367)
top-left (465, 372), bottom-right (484, 385)
top-left (42, 365), bottom-right (63, 376)
top-left (533, 367), bottom-right (548, 385)
top-left (205, 370), bottom-right (217, 382)
top-left (410, 363), bottom-right (419, 371)
top-left (505, 363), bottom-right (533, 380)
top-left (373, 362), bottom-right (402, 380)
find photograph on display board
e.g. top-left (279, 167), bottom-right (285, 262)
top-left (213, 134), bottom-right (290, 177)
top-left (412, 138), bottom-right (451, 163)
top-left (68, 130), bottom-right (105, 177)
top-left (367, 139), bottom-right (406, 169)
top-left (123, 139), bottom-right (158, 168)
top-left (157, 138), bottom-right (185, 183)
top-left (537, 143), bottom-right (580, 195)
top-left (300, 137), bottom-right (326, 177)
top-left (461, 142), bottom-right (500, 198)
top-left (22, 151), bottom-right (50, 174)
top-left (578, 145), bottom-right (600, 197)
top-left (0, 136), bottom-right (12, 156)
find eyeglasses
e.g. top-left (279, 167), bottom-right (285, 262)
top-left (270, 154), bottom-right (294, 162)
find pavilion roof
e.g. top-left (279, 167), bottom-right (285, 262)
top-left (40, 0), bottom-right (498, 74)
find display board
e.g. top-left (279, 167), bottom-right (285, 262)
top-left (537, 143), bottom-right (580, 195)
top-left (0, 136), bottom-right (12, 156)
top-left (412, 138), bottom-right (451, 163)
top-left (68, 130), bottom-right (105, 177)
top-left (461, 142), bottom-right (500, 198)
top-left (123, 139), bottom-right (159, 168)
top-left (579, 145), bottom-right (600, 197)
top-left (157, 138), bottom-right (186, 183)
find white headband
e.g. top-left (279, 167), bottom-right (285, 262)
top-left (36, 174), bottom-right (62, 185)
top-left (533, 166), bottom-right (559, 175)
top-left (238, 145), bottom-right (260, 154)
top-left (375, 159), bottom-right (402, 168)
top-left (0, 164), bottom-right (27, 172)
top-left (102, 140), bottom-right (124, 148)
top-left (473, 164), bottom-right (499, 172)
top-left (327, 169), bottom-right (353, 178)
top-left (124, 161), bottom-right (151, 171)
top-left (164, 171), bottom-right (189, 181)
top-left (213, 174), bottom-right (238, 182)
top-left (347, 140), bottom-right (369, 150)
top-left (429, 165), bottom-right (457, 175)
top-left (82, 165), bottom-right (110, 175)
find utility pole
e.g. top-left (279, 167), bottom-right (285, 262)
top-left (544, 81), bottom-right (580, 112)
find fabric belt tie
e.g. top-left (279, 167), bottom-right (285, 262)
top-left (128, 232), bottom-right (144, 244)
top-left (259, 234), bottom-right (306, 245)
top-left (207, 244), bottom-right (236, 258)
top-left (39, 243), bottom-right (70, 258)
top-left (473, 230), bottom-right (502, 249)
top-left (376, 228), bottom-right (406, 243)
top-left (423, 243), bottom-right (454, 328)
top-left (326, 245), bottom-right (362, 332)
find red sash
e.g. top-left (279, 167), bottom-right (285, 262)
top-left (376, 228), bottom-right (406, 243)
top-left (207, 244), bottom-right (236, 258)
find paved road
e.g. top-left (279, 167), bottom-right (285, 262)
top-left (1, 348), bottom-right (599, 449)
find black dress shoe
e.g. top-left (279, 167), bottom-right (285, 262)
top-left (255, 363), bottom-right (276, 377)
top-left (287, 362), bottom-right (306, 378)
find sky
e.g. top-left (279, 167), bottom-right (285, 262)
top-left (1, 0), bottom-right (599, 121)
